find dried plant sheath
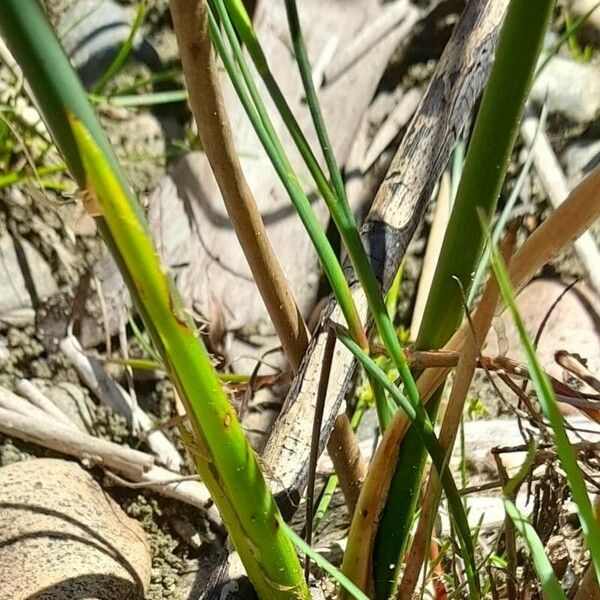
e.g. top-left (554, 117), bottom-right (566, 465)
top-left (361, 162), bottom-right (600, 591)
top-left (169, 0), bottom-right (308, 374)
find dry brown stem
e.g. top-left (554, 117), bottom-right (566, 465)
top-left (169, 0), bottom-right (308, 374)
top-left (169, 0), bottom-right (366, 522)
top-left (351, 162), bottom-right (600, 596)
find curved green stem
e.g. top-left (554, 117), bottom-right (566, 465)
top-left (221, 0), bottom-right (419, 427)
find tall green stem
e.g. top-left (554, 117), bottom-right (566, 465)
top-left (221, 0), bottom-right (420, 426)
top-left (372, 1), bottom-right (555, 597)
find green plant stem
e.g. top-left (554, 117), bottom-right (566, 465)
top-left (92, 3), bottom-right (145, 94)
top-left (283, 0), bottom-right (346, 206)
top-left (207, 1), bottom-right (366, 348)
top-left (220, 0), bottom-right (419, 427)
top-left (372, 1), bottom-right (555, 597)
top-left (335, 326), bottom-right (477, 599)
top-left (0, 163), bottom-right (66, 188)
top-left (89, 89), bottom-right (188, 107)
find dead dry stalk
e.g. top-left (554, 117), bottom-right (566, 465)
top-left (349, 162), bottom-right (600, 595)
top-left (169, 0), bottom-right (308, 373)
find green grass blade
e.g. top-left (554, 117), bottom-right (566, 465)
top-left (206, 2), bottom-right (366, 347)
top-left (490, 239), bottom-right (600, 584)
top-left (536, 1), bottom-right (600, 76)
top-left (334, 325), bottom-right (479, 599)
top-left (503, 500), bottom-right (567, 600)
top-left (416, 0), bottom-right (554, 352)
top-left (219, 0), bottom-right (421, 428)
top-left (89, 89), bottom-right (188, 107)
top-left (222, 0), bottom-right (335, 206)
top-left (70, 117), bottom-right (309, 599)
top-left (92, 3), bottom-right (145, 94)
top-left (283, 0), bottom-right (346, 206)
top-left (283, 523), bottom-right (369, 600)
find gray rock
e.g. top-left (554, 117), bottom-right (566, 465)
top-left (0, 234), bottom-right (57, 316)
top-left (0, 458), bottom-right (152, 599)
top-left (531, 55), bottom-right (600, 123)
top-left (563, 137), bottom-right (600, 188)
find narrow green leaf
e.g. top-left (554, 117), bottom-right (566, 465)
top-left (490, 240), bottom-right (600, 584)
top-left (504, 500), bottom-right (568, 600)
top-left (68, 112), bottom-right (308, 599)
top-left (207, 1), bottom-right (366, 347)
top-left (283, 523), bottom-right (370, 600)
top-left (217, 0), bottom-right (421, 428)
top-left (374, 2), bottom-right (555, 593)
top-left (92, 3), bottom-right (145, 94)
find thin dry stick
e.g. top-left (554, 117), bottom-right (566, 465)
top-left (60, 335), bottom-right (183, 470)
top-left (556, 351), bottom-right (600, 395)
top-left (328, 413), bottom-right (368, 515)
top-left (0, 397), bottom-right (218, 518)
top-left (305, 327), bottom-right (336, 578)
top-left (15, 378), bottom-right (76, 427)
top-left (397, 227), bottom-right (517, 600)
top-left (350, 163), bottom-right (600, 594)
top-left (169, 0), bottom-right (308, 373)
top-left (521, 105), bottom-right (600, 293)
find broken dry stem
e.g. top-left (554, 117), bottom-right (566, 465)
top-left (357, 162), bottom-right (600, 598)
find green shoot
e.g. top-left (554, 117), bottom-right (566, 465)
top-left (503, 500), bottom-right (567, 600)
top-left (217, 0), bottom-right (421, 430)
top-left (92, 3), bottom-right (146, 94)
top-left (283, 523), bottom-right (370, 600)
